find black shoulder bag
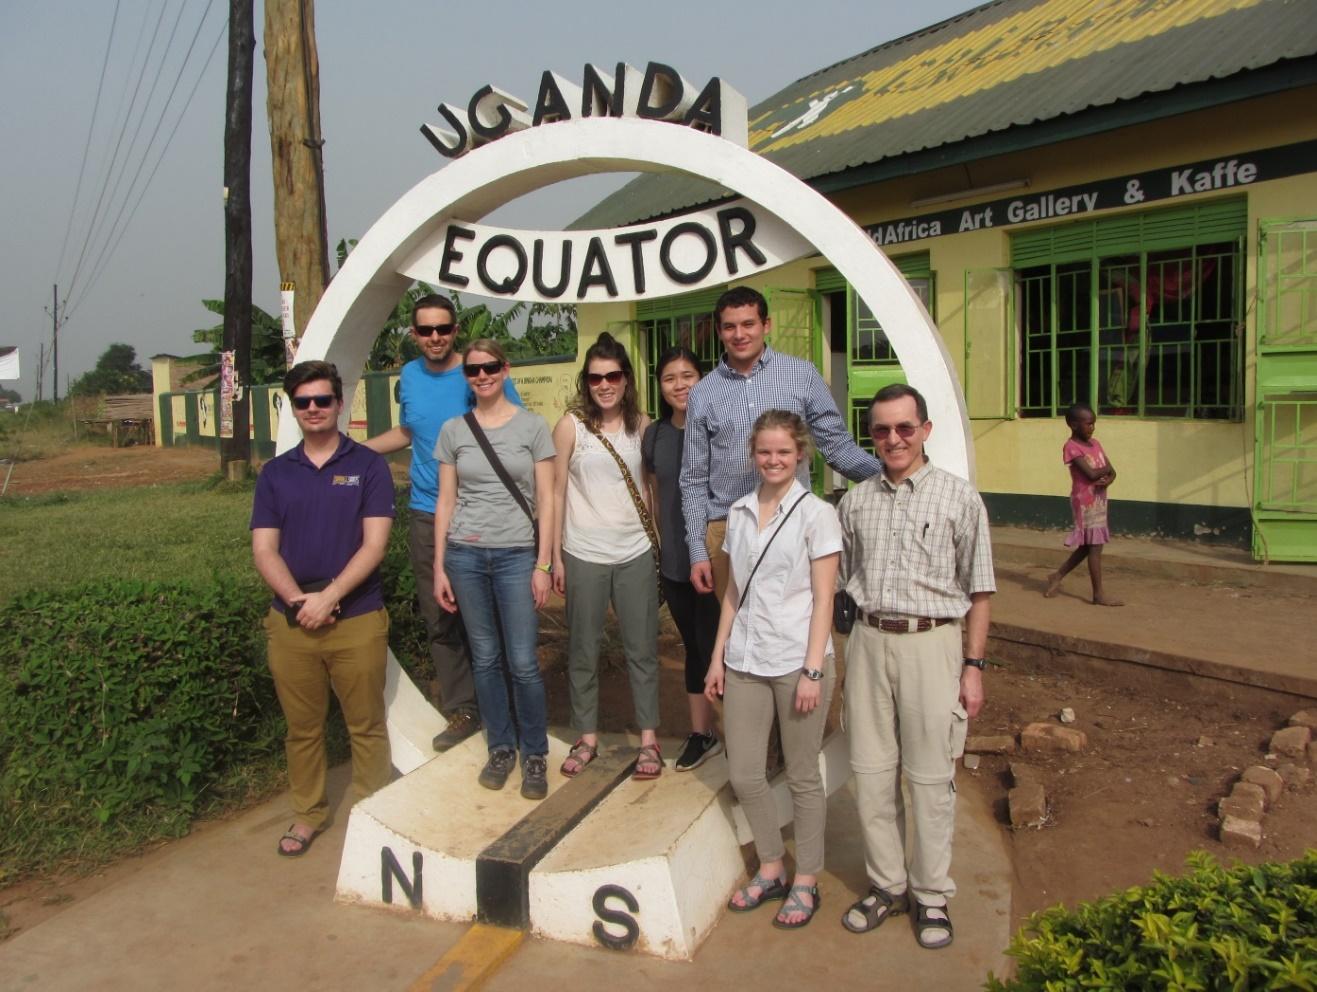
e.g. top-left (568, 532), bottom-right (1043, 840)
top-left (463, 412), bottom-right (539, 546)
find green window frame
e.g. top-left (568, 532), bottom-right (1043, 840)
top-left (1013, 198), bottom-right (1246, 421)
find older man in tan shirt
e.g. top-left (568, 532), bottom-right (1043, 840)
top-left (837, 383), bottom-right (995, 950)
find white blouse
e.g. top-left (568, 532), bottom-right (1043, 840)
top-left (722, 480), bottom-right (843, 677)
top-left (562, 416), bottom-right (652, 565)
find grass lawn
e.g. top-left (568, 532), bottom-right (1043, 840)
top-left (0, 479), bottom-right (258, 602)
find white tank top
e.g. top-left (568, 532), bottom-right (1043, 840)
top-left (563, 416), bottom-right (651, 565)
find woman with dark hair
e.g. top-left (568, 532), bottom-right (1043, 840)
top-left (642, 347), bottom-right (722, 771)
top-left (551, 332), bottom-right (662, 780)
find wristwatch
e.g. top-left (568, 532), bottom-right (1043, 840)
top-left (962, 657), bottom-right (986, 670)
top-left (801, 667), bottom-right (825, 681)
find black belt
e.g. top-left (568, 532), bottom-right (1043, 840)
top-left (860, 613), bottom-right (955, 634)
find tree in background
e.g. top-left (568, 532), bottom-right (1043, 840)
top-left (186, 300), bottom-right (287, 387)
top-left (0, 387), bottom-right (21, 405)
top-left (337, 238), bottom-right (578, 370)
top-left (68, 344), bottom-right (152, 396)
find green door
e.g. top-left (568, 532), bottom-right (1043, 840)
top-left (1253, 219), bottom-right (1317, 562)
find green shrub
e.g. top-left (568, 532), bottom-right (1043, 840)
top-left (378, 498), bottom-right (431, 687)
top-left (0, 580), bottom-right (282, 875)
top-left (986, 850), bottom-right (1317, 991)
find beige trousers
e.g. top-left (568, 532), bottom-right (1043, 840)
top-left (265, 607), bottom-right (391, 830)
top-left (844, 620), bottom-right (967, 907)
top-left (724, 664), bottom-right (835, 875)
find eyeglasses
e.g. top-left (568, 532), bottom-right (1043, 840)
top-left (870, 424), bottom-right (920, 440)
top-left (291, 394), bottom-right (336, 410)
top-left (586, 370), bottom-right (626, 386)
top-left (414, 323), bottom-right (457, 338)
top-left (463, 361), bottom-right (504, 378)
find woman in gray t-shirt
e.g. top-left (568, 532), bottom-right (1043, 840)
top-left (434, 339), bottom-right (556, 800)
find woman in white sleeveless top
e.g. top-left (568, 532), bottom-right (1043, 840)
top-left (551, 333), bottom-right (661, 780)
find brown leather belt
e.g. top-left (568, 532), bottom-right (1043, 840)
top-left (861, 613), bottom-right (955, 634)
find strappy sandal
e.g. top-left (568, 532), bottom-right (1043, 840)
top-left (726, 872), bottom-right (788, 913)
top-left (914, 901), bottom-right (954, 949)
top-left (559, 739), bottom-right (597, 778)
top-left (842, 886), bottom-right (909, 934)
top-left (632, 742), bottom-right (663, 781)
top-left (277, 824), bottom-right (320, 858)
top-left (773, 883), bottom-right (821, 930)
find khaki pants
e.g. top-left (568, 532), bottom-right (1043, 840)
top-left (265, 607), bottom-right (391, 829)
top-left (724, 664), bottom-right (835, 875)
top-left (704, 520), bottom-right (731, 603)
top-left (844, 620), bottom-right (967, 907)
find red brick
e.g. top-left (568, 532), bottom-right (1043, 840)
top-left (1240, 766), bottom-right (1283, 805)
top-left (1009, 782), bottom-right (1047, 827)
top-left (1020, 722), bottom-right (1087, 753)
top-left (965, 735), bottom-right (1016, 755)
top-left (1219, 815), bottom-right (1262, 850)
top-left (1270, 726), bottom-right (1311, 759)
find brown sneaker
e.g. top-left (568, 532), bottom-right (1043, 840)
top-left (432, 710), bottom-right (481, 752)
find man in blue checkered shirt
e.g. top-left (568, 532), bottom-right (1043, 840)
top-left (680, 286), bottom-right (882, 598)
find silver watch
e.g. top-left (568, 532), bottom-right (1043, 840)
top-left (801, 667), bottom-right (825, 681)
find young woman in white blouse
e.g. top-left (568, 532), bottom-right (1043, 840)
top-left (552, 333), bottom-right (661, 781)
top-left (705, 409), bottom-right (842, 930)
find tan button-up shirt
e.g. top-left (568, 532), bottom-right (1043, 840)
top-left (838, 460), bottom-right (995, 619)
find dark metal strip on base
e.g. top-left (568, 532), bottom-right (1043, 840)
top-left (475, 747), bottom-right (636, 929)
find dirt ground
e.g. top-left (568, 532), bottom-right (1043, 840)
top-left (2, 445), bottom-right (1314, 942)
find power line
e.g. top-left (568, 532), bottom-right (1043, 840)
top-left (65, 0), bottom-right (171, 303)
top-left (74, 0), bottom-right (196, 304)
top-left (54, 0), bottom-right (122, 280)
top-left (67, 12), bottom-right (227, 320)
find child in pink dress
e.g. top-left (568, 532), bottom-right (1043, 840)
top-left (1044, 403), bottom-right (1122, 606)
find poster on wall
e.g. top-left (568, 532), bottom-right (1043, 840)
top-left (280, 282), bottom-right (297, 367)
top-left (218, 350), bottom-right (235, 438)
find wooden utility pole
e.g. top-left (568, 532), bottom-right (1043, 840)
top-left (222, 0), bottom-right (254, 477)
top-left (264, 0), bottom-right (329, 341)
top-left (51, 285), bottom-right (60, 403)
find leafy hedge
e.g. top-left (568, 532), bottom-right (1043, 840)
top-left (0, 488), bottom-right (436, 878)
top-left (986, 850), bottom-right (1317, 991)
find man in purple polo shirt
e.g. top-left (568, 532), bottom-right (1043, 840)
top-left (251, 360), bottom-right (396, 858)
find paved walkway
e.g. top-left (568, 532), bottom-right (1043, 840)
top-left (2, 527), bottom-right (1313, 991)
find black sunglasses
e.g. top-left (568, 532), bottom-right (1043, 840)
top-left (292, 394), bottom-right (336, 410)
top-left (586, 370), bottom-right (626, 386)
top-left (414, 323), bottom-right (457, 338)
top-left (870, 424), bottom-right (920, 440)
top-left (463, 360), bottom-right (504, 378)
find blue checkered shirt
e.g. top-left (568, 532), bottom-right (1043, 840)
top-left (680, 346), bottom-right (882, 564)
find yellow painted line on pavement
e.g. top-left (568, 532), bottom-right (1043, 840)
top-left (408, 923), bottom-right (524, 992)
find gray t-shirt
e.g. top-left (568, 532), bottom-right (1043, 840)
top-left (436, 409), bottom-right (555, 548)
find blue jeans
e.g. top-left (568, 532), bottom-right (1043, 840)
top-left (444, 542), bottom-right (548, 758)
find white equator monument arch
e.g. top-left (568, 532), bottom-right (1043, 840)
top-left (277, 116), bottom-right (973, 770)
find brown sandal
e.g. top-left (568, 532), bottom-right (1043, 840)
top-left (560, 738), bottom-right (597, 778)
top-left (632, 742), bottom-right (663, 780)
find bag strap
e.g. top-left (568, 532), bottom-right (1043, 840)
top-left (464, 412), bottom-right (536, 532)
top-left (737, 491), bottom-right (809, 611)
top-left (574, 415), bottom-right (660, 554)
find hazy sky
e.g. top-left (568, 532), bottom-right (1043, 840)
top-left (1, 0), bottom-right (978, 394)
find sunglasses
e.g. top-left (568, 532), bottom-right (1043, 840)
top-left (414, 323), bottom-right (457, 338)
top-left (871, 424), bottom-right (920, 440)
top-left (586, 370), bottom-right (626, 386)
top-left (291, 394), bottom-right (336, 410)
top-left (463, 360), bottom-right (504, 378)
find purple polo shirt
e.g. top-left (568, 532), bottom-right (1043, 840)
top-left (250, 433), bottom-right (395, 619)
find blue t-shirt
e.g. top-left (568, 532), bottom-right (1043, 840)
top-left (400, 357), bottom-right (522, 513)
top-left (250, 434), bottom-right (396, 619)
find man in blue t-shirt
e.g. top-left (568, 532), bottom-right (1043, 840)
top-left (365, 294), bottom-right (521, 752)
top-left (252, 361), bottom-right (395, 857)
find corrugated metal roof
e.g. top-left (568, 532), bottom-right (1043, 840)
top-left (574, 0), bottom-right (1317, 228)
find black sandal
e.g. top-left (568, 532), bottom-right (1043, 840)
top-left (842, 886), bottom-right (909, 933)
top-left (914, 901), bottom-right (954, 949)
top-left (773, 884), bottom-right (821, 930)
top-left (726, 872), bottom-right (788, 912)
top-left (277, 824), bottom-right (320, 858)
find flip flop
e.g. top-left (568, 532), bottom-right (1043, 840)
top-left (277, 825), bottom-right (320, 857)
